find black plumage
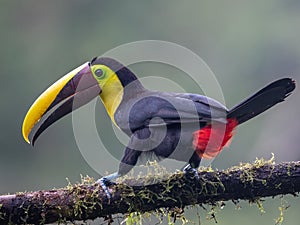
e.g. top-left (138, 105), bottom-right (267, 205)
top-left (94, 57), bottom-right (295, 177)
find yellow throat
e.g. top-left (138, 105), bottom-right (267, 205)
top-left (99, 73), bottom-right (124, 125)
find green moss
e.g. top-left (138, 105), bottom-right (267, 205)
top-left (206, 204), bottom-right (219, 223)
top-left (55, 155), bottom-right (295, 225)
top-left (252, 198), bottom-right (266, 214)
top-left (224, 154), bottom-right (276, 189)
top-left (124, 212), bottom-right (142, 225)
top-left (275, 197), bottom-right (290, 225)
top-left (287, 164), bottom-right (292, 176)
top-left (63, 176), bottom-right (103, 221)
top-left (0, 203), bottom-right (5, 220)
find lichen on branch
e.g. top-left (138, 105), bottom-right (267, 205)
top-left (0, 158), bottom-right (299, 225)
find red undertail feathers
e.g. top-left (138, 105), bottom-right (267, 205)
top-left (193, 118), bottom-right (238, 159)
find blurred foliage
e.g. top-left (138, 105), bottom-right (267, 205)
top-left (0, 0), bottom-right (299, 224)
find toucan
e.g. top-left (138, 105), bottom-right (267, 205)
top-left (22, 57), bottom-right (296, 198)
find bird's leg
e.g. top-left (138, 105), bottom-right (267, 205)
top-left (96, 172), bottom-right (120, 199)
top-left (182, 152), bottom-right (201, 180)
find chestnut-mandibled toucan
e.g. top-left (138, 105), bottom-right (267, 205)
top-left (22, 57), bottom-right (295, 198)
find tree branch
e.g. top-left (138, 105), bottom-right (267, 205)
top-left (0, 159), bottom-right (299, 224)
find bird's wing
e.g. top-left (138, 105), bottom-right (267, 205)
top-left (128, 92), bottom-right (228, 129)
top-left (159, 92), bottom-right (228, 124)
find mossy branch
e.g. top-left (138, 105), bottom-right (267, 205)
top-left (0, 160), bottom-right (299, 224)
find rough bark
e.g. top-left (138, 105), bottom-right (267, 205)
top-left (0, 160), bottom-right (299, 224)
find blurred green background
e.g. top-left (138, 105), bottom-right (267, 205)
top-left (1, 0), bottom-right (299, 224)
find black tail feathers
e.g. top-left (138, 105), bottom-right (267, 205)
top-left (227, 78), bottom-right (296, 124)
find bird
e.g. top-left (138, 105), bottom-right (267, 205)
top-left (22, 57), bottom-right (296, 198)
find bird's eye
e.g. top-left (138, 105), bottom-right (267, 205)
top-left (94, 69), bottom-right (104, 78)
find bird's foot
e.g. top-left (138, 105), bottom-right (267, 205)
top-left (96, 177), bottom-right (116, 199)
top-left (96, 172), bottom-right (120, 200)
top-left (183, 164), bottom-right (200, 180)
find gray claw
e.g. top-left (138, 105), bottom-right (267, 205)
top-left (96, 178), bottom-right (115, 199)
top-left (183, 164), bottom-right (200, 180)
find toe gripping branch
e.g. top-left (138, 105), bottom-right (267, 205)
top-left (96, 172), bottom-right (119, 200)
top-left (183, 164), bottom-right (200, 180)
top-left (96, 178), bottom-right (116, 200)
